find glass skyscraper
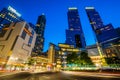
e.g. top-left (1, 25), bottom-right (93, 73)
top-left (85, 7), bottom-right (120, 58)
top-left (66, 7), bottom-right (86, 48)
top-left (85, 7), bottom-right (119, 44)
top-left (0, 6), bottom-right (24, 30)
top-left (32, 14), bottom-right (46, 56)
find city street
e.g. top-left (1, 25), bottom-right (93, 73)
top-left (0, 71), bottom-right (120, 80)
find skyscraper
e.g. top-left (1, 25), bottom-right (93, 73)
top-left (115, 27), bottom-right (120, 37)
top-left (0, 6), bottom-right (24, 30)
top-left (85, 7), bottom-right (119, 44)
top-left (66, 7), bottom-right (86, 48)
top-left (32, 14), bottom-right (46, 56)
top-left (85, 7), bottom-right (120, 58)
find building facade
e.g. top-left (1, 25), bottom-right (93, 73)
top-left (86, 44), bottom-right (99, 56)
top-left (31, 43), bottom-right (62, 71)
top-left (32, 14), bottom-right (46, 56)
top-left (86, 44), bottom-right (102, 67)
top-left (66, 7), bottom-right (86, 48)
top-left (115, 27), bottom-right (120, 37)
top-left (47, 43), bottom-right (62, 69)
top-left (0, 6), bottom-right (24, 30)
top-left (85, 7), bottom-right (119, 44)
top-left (0, 22), bottom-right (36, 70)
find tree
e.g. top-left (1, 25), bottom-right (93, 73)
top-left (105, 57), bottom-right (120, 64)
top-left (79, 52), bottom-right (93, 65)
top-left (66, 52), bottom-right (94, 66)
top-left (67, 52), bottom-right (78, 64)
top-left (27, 57), bottom-right (36, 66)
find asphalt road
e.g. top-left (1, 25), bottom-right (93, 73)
top-left (0, 71), bottom-right (120, 80)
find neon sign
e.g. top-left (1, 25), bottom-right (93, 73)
top-left (8, 6), bottom-right (21, 17)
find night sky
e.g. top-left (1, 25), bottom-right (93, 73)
top-left (0, 0), bottom-right (120, 52)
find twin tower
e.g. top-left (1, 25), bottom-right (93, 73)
top-left (66, 7), bottom-right (119, 49)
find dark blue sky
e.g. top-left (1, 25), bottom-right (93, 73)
top-left (0, 0), bottom-right (120, 51)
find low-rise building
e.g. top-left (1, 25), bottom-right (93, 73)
top-left (86, 44), bottom-right (102, 66)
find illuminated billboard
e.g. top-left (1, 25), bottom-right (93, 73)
top-left (8, 6), bottom-right (21, 17)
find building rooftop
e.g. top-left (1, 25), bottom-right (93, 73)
top-left (85, 7), bottom-right (94, 10)
top-left (68, 7), bottom-right (77, 10)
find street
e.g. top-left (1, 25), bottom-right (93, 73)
top-left (0, 71), bottom-right (120, 80)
